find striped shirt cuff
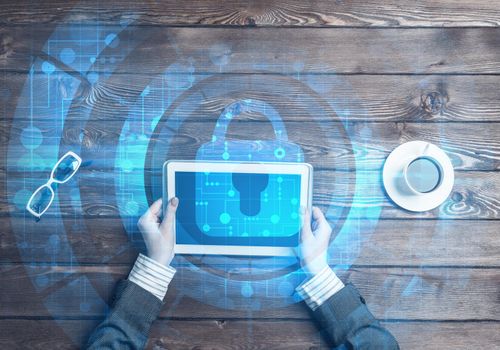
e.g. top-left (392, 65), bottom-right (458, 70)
top-left (128, 253), bottom-right (176, 301)
top-left (296, 266), bottom-right (345, 311)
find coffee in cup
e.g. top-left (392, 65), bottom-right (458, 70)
top-left (403, 156), bottom-right (443, 194)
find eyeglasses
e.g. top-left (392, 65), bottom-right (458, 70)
top-left (26, 151), bottom-right (82, 218)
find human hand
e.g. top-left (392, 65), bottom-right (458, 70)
top-left (299, 206), bottom-right (333, 276)
top-left (137, 197), bottom-right (178, 266)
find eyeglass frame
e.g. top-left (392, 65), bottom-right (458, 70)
top-left (26, 151), bottom-right (82, 218)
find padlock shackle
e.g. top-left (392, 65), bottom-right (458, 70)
top-left (212, 99), bottom-right (288, 143)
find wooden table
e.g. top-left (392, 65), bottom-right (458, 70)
top-left (0, 1), bottom-right (499, 348)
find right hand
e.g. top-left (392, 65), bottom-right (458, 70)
top-left (298, 206), bottom-right (333, 276)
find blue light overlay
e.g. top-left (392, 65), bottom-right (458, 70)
top-left (174, 171), bottom-right (301, 247)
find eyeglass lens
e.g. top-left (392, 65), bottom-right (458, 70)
top-left (28, 186), bottom-right (54, 215)
top-left (53, 155), bottom-right (79, 183)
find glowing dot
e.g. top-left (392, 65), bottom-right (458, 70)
top-left (222, 152), bottom-right (230, 160)
top-left (90, 56), bottom-right (96, 63)
top-left (119, 159), bottom-right (134, 173)
top-left (291, 198), bottom-right (298, 205)
top-left (215, 182), bottom-right (220, 186)
top-left (271, 214), bottom-right (280, 224)
top-left (41, 61), bottom-right (55, 74)
top-left (205, 182), bottom-right (209, 186)
top-left (219, 212), bottom-right (231, 224)
top-left (241, 282), bottom-right (253, 297)
top-left (262, 230), bottom-right (270, 236)
top-left (291, 212), bottom-right (298, 219)
top-left (105, 33), bottom-right (119, 48)
top-left (14, 189), bottom-right (31, 210)
top-left (277, 176), bottom-right (283, 183)
top-left (241, 232), bottom-right (249, 237)
top-left (212, 135), bottom-right (217, 142)
top-left (210, 182), bottom-right (214, 186)
top-left (48, 234), bottom-right (60, 247)
top-left (87, 72), bottom-right (99, 84)
top-left (80, 302), bottom-right (91, 312)
top-left (274, 147), bottom-right (285, 159)
top-left (202, 224), bottom-right (210, 232)
top-left (228, 190), bottom-right (235, 197)
top-left (20, 127), bottom-right (43, 149)
top-left (59, 48), bottom-right (75, 65)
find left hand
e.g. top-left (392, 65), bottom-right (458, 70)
top-left (137, 197), bottom-right (178, 266)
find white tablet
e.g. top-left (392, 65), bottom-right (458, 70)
top-left (163, 160), bottom-right (313, 256)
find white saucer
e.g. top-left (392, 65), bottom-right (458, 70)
top-left (383, 141), bottom-right (454, 212)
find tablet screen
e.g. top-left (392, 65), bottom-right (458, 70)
top-left (174, 171), bottom-right (302, 247)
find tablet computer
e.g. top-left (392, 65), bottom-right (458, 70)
top-left (163, 160), bottom-right (312, 256)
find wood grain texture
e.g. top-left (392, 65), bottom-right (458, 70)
top-left (0, 319), bottom-right (498, 350)
top-left (4, 72), bottom-right (500, 123)
top-left (0, 264), bottom-right (498, 320)
top-left (4, 169), bottom-right (499, 220)
top-left (1, 0), bottom-right (500, 27)
top-left (2, 217), bottom-right (499, 266)
top-left (2, 26), bottom-right (500, 74)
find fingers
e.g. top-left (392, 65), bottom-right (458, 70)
top-left (312, 206), bottom-right (332, 241)
top-left (146, 198), bottom-right (163, 218)
top-left (299, 206), bottom-right (313, 242)
top-left (160, 197), bottom-right (179, 233)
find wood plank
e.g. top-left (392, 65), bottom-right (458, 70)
top-left (2, 0), bottom-right (500, 27)
top-left (4, 72), bottom-right (500, 122)
top-left (3, 120), bottom-right (500, 171)
top-left (2, 26), bottom-right (500, 74)
top-left (0, 319), bottom-right (497, 350)
top-left (0, 264), bottom-right (498, 320)
top-left (1, 217), bottom-right (499, 266)
top-left (4, 169), bottom-right (499, 219)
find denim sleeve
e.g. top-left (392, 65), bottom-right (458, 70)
top-left (86, 280), bottom-right (163, 350)
top-left (312, 283), bottom-right (399, 349)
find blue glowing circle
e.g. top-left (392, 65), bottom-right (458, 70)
top-left (59, 48), bottom-right (76, 65)
top-left (270, 214), bottom-right (280, 224)
top-left (105, 33), bottom-right (119, 48)
top-left (262, 229), bottom-right (270, 236)
top-left (219, 212), bottom-right (231, 225)
top-left (241, 282), bottom-right (253, 297)
top-left (80, 302), bottom-right (91, 313)
top-left (20, 127), bottom-right (43, 149)
top-left (202, 224), bottom-right (210, 232)
top-left (13, 189), bottom-right (32, 210)
top-left (41, 61), bottom-right (55, 74)
top-left (274, 147), bottom-right (285, 159)
top-left (209, 43), bottom-right (231, 67)
top-left (87, 72), bottom-right (99, 84)
top-left (17, 153), bottom-right (47, 171)
top-left (291, 198), bottom-right (298, 205)
top-left (227, 189), bottom-right (235, 197)
top-left (48, 234), bottom-right (60, 247)
top-left (291, 212), bottom-right (298, 219)
top-left (222, 151), bottom-right (230, 160)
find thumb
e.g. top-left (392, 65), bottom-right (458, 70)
top-left (160, 197), bottom-right (179, 234)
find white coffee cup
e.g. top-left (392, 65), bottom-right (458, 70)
top-left (402, 155), bottom-right (444, 195)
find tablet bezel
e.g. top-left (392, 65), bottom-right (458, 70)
top-left (163, 160), bottom-right (312, 256)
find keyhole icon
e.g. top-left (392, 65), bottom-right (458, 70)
top-left (232, 173), bottom-right (269, 216)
